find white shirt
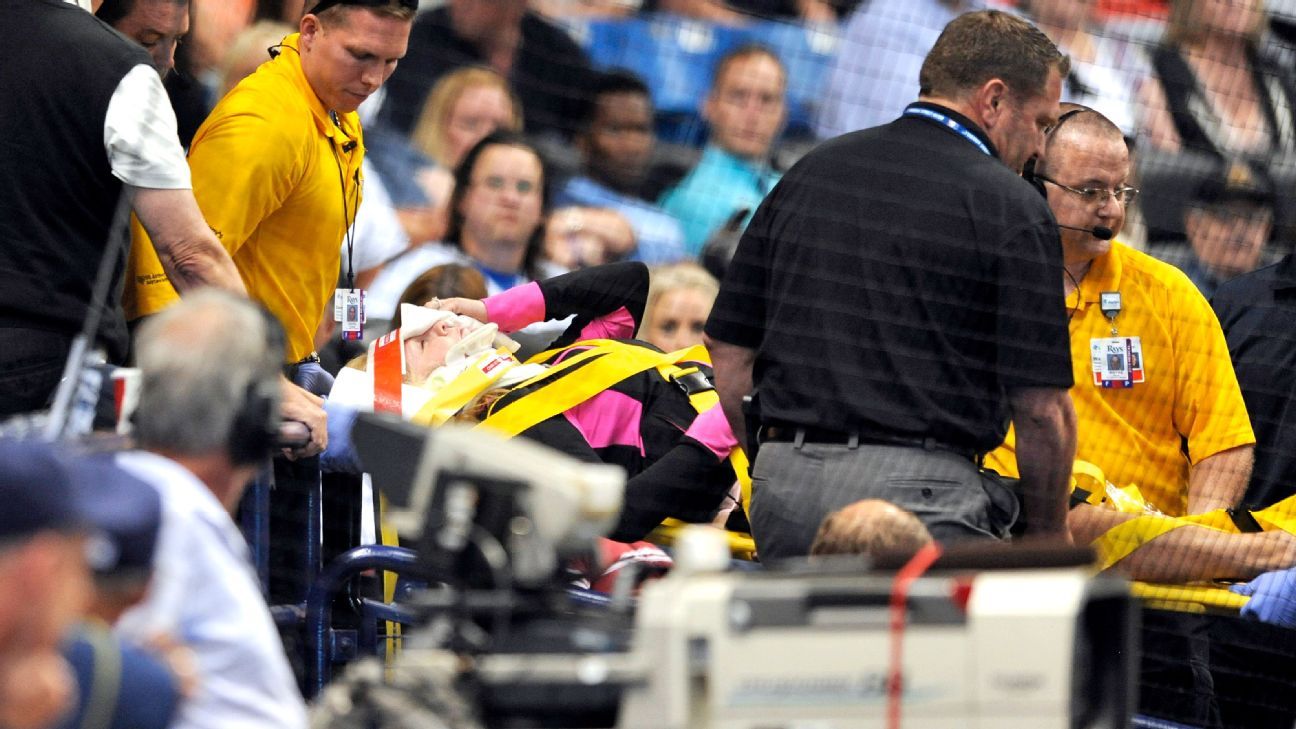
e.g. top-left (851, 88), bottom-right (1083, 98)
top-left (347, 159), bottom-right (410, 273)
top-left (114, 451), bottom-right (308, 729)
top-left (64, 0), bottom-right (191, 189)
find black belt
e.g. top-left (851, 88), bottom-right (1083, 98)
top-left (759, 423), bottom-right (981, 463)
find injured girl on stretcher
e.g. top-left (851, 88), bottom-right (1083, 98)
top-left (325, 261), bottom-right (742, 546)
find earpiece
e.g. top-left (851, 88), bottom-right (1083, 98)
top-left (1023, 107), bottom-right (1091, 199)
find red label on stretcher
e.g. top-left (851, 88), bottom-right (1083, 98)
top-left (372, 331), bottom-right (403, 414)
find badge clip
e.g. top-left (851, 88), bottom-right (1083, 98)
top-left (335, 288), bottom-right (365, 341)
top-left (1099, 291), bottom-right (1121, 335)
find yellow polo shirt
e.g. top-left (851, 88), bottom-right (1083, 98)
top-left (985, 241), bottom-right (1254, 515)
top-left (124, 34), bottom-right (363, 362)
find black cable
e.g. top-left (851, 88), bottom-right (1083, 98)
top-left (44, 188), bottom-right (135, 439)
top-left (1064, 266), bottom-right (1083, 323)
top-left (329, 115), bottom-right (360, 291)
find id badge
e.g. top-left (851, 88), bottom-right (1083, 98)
top-left (336, 288), bottom-right (365, 340)
top-left (1090, 336), bottom-right (1144, 388)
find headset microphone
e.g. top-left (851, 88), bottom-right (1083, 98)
top-left (1059, 224), bottom-right (1114, 240)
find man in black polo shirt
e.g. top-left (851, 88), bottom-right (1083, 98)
top-left (1212, 254), bottom-right (1296, 510)
top-left (705, 9), bottom-right (1077, 559)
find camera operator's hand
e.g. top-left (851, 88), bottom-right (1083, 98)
top-left (279, 377), bottom-right (327, 459)
top-left (425, 297), bottom-right (487, 324)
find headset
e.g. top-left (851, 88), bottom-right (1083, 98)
top-left (1022, 106), bottom-right (1091, 199)
top-left (227, 306), bottom-right (289, 466)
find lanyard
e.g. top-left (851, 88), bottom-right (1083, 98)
top-left (903, 106), bottom-right (992, 157)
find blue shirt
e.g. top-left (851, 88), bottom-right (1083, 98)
top-left (556, 176), bottom-right (688, 265)
top-left (658, 145), bottom-right (782, 257)
top-left (815, 0), bottom-right (984, 139)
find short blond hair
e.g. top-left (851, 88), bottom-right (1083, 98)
top-left (810, 499), bottom-right (933, 558)
top-left (642, 262), bottom-right (719, 338)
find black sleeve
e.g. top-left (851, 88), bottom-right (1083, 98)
top-left (994, 220), bottom-right (1074, 389)
top-left (520, 417), bottom-right (732, 544)
top-left (539, 262), bottom-right (650, 350)
top-left (704, 186), bottom-right (774, 349)
top-left (608, 440), bottom-right (733, 543)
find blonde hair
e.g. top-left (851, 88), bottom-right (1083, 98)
top-left (810, 500), bottom-right (933, 558)
top-left (642, 262), bottom-right (720, 337)
top-left (453, 386), bottom-right (511, 424)
top-left (410, 67), bottom-right (523, 168)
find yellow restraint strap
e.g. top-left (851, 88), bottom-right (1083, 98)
top-left (476, 340), bottom-right (754, 556)
top-left (1079, 462), bottom-right (1296, 614)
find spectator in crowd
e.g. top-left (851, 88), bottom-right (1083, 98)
top-left (411, 67), bottom-right (522, 190)
top-left (56, 455), bottom-right (185, 729)
top-left (557, 70), bottom-right (688, 265)
top-left (706, 10), bottom-right (1076, 559)
top-left (660, 45), bottom-right (787, 256)
top-left (986, 106), bottom-right (1255, 518)
top-left (367, 132), bottom-right (569, 355)
top-left (0, 0), bottom-right (244, 418)
top-left (215, 20), bottom-right (296, 97)
top-left (181, 0), bottom-right (256, 96)
top-left (646, 0), bottom-right (838, 26)
top-left (114, 289), bottom-right (308, 729)
top-left (95, 0), bottom-right (189, 77)
top-left (1138, 0), bottom-right (1296, 241)
top-left (390, 66), bottom-right (523, 245)
top-left (377, 0), bottom-right (595, 139)
top-left (543, 206), bottom-right (638, 270)
top-left (128, 0), bottom-right (417, 460)
top-left (1213, 246), bottom-right (1296, 510)
top-left (1149, 165), bottom-right (1275, 297)
top-left (815, 0), bottom-right (983, 140)
top-left (641, 262), bottom-right (718, 353)
top-left (0, 441), bottom-right (95, 729)
top-left (529, 0), bottom-right (641, 20)
top-left (809, 499), bottom-right (934, 558)
top-left (1022, 0), bottom-right (1145, 139)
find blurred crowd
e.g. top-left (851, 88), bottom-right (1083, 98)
top-left (153, 0), bottom-right (1296, 340)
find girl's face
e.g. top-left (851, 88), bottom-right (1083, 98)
top-left (644, 287), bottom-right (713, 353)
top-left (403, 318), bottom-right (467, 383)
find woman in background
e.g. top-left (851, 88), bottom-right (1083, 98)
top-left (641, 262), bottom-right (719, 353)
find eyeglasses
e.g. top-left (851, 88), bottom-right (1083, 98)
top-left (472, 175), bottom-right (538, 196)
top-left (1039, 175), bottom-right (1140, 206)
top-left (309, 0), bottom-right (419, 15)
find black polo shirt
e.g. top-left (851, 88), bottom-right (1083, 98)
top-left (705, 102), bottom-right (1073, 455)
top-left (1212, 254), bottom-right (1296, 509)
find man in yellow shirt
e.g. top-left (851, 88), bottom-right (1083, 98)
top-left (127, 0), bottom-right (415, 456)
top-left (128, 0), bottom-right (414, 605)
top-left (987, 106), bottom-right (1255, 518)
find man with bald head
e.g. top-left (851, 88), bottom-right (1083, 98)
top-left (986, 105), bottom-right (1255, 518)
top-left (809, 499), bottom-right (934, 559)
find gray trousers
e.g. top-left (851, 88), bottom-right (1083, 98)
top-left (748, 441), bottom-right (1019, 561)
